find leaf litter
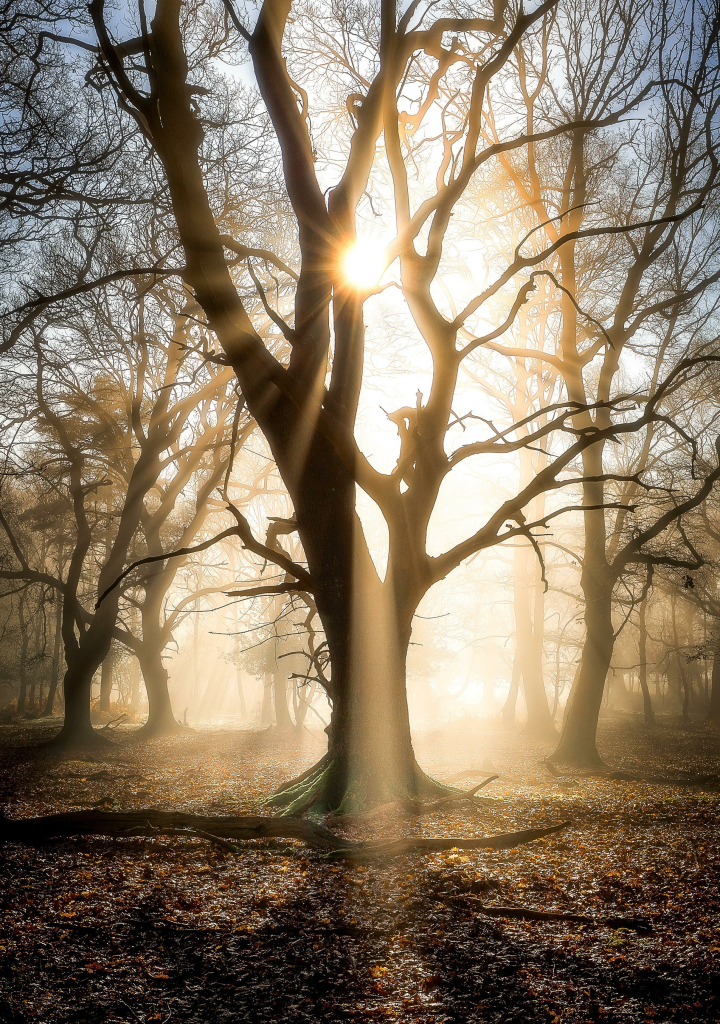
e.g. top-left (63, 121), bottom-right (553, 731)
top-left (0, 713), bottom-right (718, 1023)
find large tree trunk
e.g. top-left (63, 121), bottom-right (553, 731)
top-left (51, 597), bottom-right (125, 747)
top-left (135, 639), bottom-right (179, 737)
top-left (134, 574), bottom-right (181, 737)
top-left (55, 643), bottom-right (108, 746)
top-left (270, 520), bottom-right (448, 815)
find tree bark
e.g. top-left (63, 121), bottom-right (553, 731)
top-left (552, 554), bottom-right (613, 765)
top-left (270, 540), bottom-right (448, 815)
top-left (638, 594), bottom-right (655, 728)
top-left (261, 672), bottom-right (273, 726)
top-left (42, 593), bottom-right (63, 717)
top-left (134, 569), bottom-right (181, 737)
top-left (708, 652), bottom-right (720, 721)
top-left (16, 591), bottom-right (29, 716)
top-left (51, 445), bottom-right (166, 747)
top-left (135, 640), bottom-right (179, 736)
top-left (551, 424), bottom-right (615, 765)
top-left (98, 648), bottom-right (115, 714)
top-left (502, 654), bottom-right (521, 728)
top-left (273, 671), bottom-right (293, 729)
top-left (0, 806), bottom-right (567, 858)
top-left (514, 538), bottom-right (556, 741)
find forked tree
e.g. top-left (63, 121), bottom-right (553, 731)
top-left (14, 0), bottom-right (719, 808)
top-left (468, 0), bottom-right (720, 762)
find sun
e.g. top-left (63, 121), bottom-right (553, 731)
top-left (341, 238), bottom-right (385, 290)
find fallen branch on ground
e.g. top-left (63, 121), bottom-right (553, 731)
top-left (465, 896), bottom-right (653, 932)
top-left (0, 808), bottom-right (569, 860)
top-left (100, 715), bottom-right (127, 731)
top-left (544, 759), bottom-right (718, 785)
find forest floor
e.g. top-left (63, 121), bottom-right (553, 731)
top-left (0, 713), bottom-right (718, 1024)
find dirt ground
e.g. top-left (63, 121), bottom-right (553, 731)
top-left (0, 713), bottom-right (718, 1023)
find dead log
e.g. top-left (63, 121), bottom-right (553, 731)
top-left (0, 808), bottom-right (569, 859)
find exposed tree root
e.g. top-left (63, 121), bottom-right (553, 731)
top-left (129, 719), bottom-right (191, 741)
top-left (0, 808), bottom-right (569, 860)
top-left (464, 896), bottom-right (652, 932)
top-left (268, 756), bottom-right (466, 817)
top-left (324, 776), bottom-right (501, 826)
top-left (42, 727), bottom-right (114, 751)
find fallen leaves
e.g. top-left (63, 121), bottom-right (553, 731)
top-left (0, 717), bottom-right (717, 1022)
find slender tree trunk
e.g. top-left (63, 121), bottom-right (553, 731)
top-left (236, 662), bottom-right (247, 718)
top-left (261, 672), bottom-right (273, 726)
top-left (192, 610), bottom-right (199, 705)
top-left (129, 606), bottom-right (141, 714)
top-left (551, 644), bottom-right (562, 720)
top-left (30, 595), bottom-right (43, 711)
top-left (99, 649), bottom-right (115, 714)
top-left (708, 652), bottom-right (720, 721)
top-left (294, 679), bottom-right (316, 730)
top-left (129, 656), bottom-right (140, 713)
top-left (273, 671), bottom-right (293, 729)
top-left (638, 595), bottom-right (655, 728)
top-left (552, 438), bottom-right (615, 765)
top-left (514, 540), bottom-right (556, 741)
top-left (52, 450), bottom-right (166, 747)
top-left (16, 593), bottom-right (29, 716)
top-left (43, 595), bottom-right (63, 716)
top-left (671, 595), bottom-right (691, 720)
top-left (233, 612), bottom-right (246, 717)
top-left (502, 655), bottom-right (521, 729)
top-left (510, 444), bottom-right (555, 740)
